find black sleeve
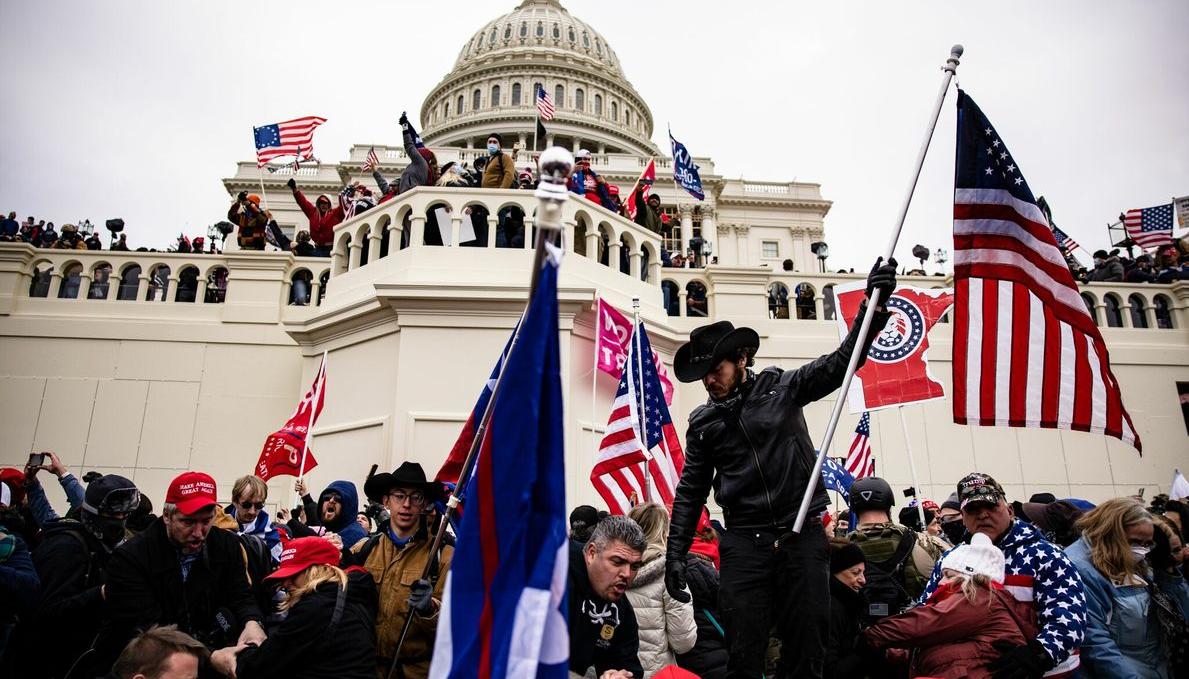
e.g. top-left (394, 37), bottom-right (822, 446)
top-left (667, 418), bottom-right (715, 559)
top-left (597, 603), bottom-right (644, 677)
top-left (32, 533), bottom-right (104, 626)
top-left (219, 534), bottom-right (264, 627)
top-left (301, 494), bottom-right (321, 527)
top-left (97, 545), bottom-right (161, 665)
top-left (779, 302), bottom-right (891, 407)
top-left (234, 595), bottom-right (328, 679)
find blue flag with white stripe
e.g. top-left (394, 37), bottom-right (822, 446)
top-left (669, 129), bottom-right (704, 201)
top-left (822, 456), bottom-right (855, 502)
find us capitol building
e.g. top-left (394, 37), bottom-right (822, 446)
top-left (1, 0), bottom-right (1185, 513)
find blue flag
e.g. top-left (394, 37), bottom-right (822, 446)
top-left (822, 456), bottom-right (855, 502)
top-left (430, 247), bottom-right (568, 678)
top-left (669, 129), bottom-right (704, 201)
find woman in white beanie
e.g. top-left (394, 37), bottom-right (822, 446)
top-left (861, 532), bottom-right (1037, 679)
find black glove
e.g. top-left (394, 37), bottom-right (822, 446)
top-left (286, 178), bottom-right (297, 191)
top-left (237, 190), bottom-right (248, 202)
top-left (986, 639), bottom-right (1053, 679)
top-left (407, 578), bottom-right (435, 616)
top-left (664, 558), bottom-right (691, 603)
top-left (865, 256), bottom-right (898, 303)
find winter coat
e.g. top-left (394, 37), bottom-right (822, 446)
top-left (50, 235), bottom-right (87, 250)
top-left (633, 187), bottom-right (662, 235)
top-left (348, 530), bottom-right (452, 679)
top-left (96, 518), bottom-right (263, 667)
top-left (864, 581), bottom-right (1037, 679)
top-left (24, 473), bottom-right (85, 526)
top-left (624, 551), bottom-right (698, 677)
top-left (293, 480), bottom-right (367, 548)
top-left (228, 201), bottom-right (268, 250)
top-left (0, 528), bottom-right (38, 656)
top-left (235, 570), bottom-right (378, 679)
top-left (376, 127), bottom-right (435, 202)
top-left (920, 519), bottom-right (1087, 677)
top-left (1066, 538), bottom-right (1171, 679)
top-left (1088, 256), bottom-right (1125, 282)
top-left (668, 304), bottom-right (890, 556)
top-left (226, 506), bottom-right (283, 563)
top-left (675, 553), bottom-right (727, 679)
top-left (568, 542), bottom-right (644, 678)
top-left (826, 576), bottom-right (867, 679)
top-left (481, 151), bottom-right (516, 189)
top-left (293, 190), bottom-right (343, 248)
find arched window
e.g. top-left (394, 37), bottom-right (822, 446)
top-left (582, 31), bottom-right (590, 48)
top-left (117, 265), bottom-right (141, 301)
top-left (289, 270), bottom-right (312, 306)
top-left (768, 283), bottom-right (790, 319)
top-left (205, 267), bottom-right (228, 303)
top-left (594, 94), bottom-right (603, 115)
top-left (686, 281), bottom-right (708, 317)
top-left (795, 283), bottom-right (817, 320)
top-left (1128, 294), bottom-right (1148, 329)
top-left (457, 94), bottom-right (464, 114)
top-left (611, 101), bottom-right (618, 121)
top-left (552, 23), bottom-right (560, 39)
top-left (489, 27), bottom-right (497, 44)
top-left (28, 265), bottom-right (51, 297)
top-left (511, 83), bottom-right (522, 105)
top-left (491, 84), bottom-right (501, 107)
top-left (596, 38), bottom-right (603, 55)
top-left (88, 263), bottom-right (112, 299)
top-left (625, 109), bottom-right (631, 126)
top-left (1154, 294), bottom-right (1174, 329)
top-left (568, 27), bottom-right (575, 42)
top-left (575, 88), bottom-right (584, 111)
top-left (472, 89), bottom-right (481, 111)
top-left (1103, 294), bottom-right (1123, 328)
top-left (536, 22), bottom-right (544, 37)
top-left (822, 284), bottom-right (837, 321)
top-left (662, 281), bottom-right (680, 317)
top-left (443, 101), bottom-right (449, 117)
top-left (58, 263), bottom-right (83, 299)
top-left (503, 24), bottom-right (512, 40)
top-left (519, 22), bottom-right (527, 38)
top-left (317, 271), bottom-right (330, 306)
top-left (1080, 292), bottom-right (1098, 325)
top-left (146, 265), bottom-right (170, 301)
top-left (176, 266), bottom-right (199, 303)
top-left (554, 84), bottom-right (564, 108)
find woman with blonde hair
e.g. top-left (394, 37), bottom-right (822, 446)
top-left (625, 502), bottom-right (698, 677)
top-left (209, 536), bottom-right (378, 679)
top-left (1066, 497), bottom-right (1179, 678)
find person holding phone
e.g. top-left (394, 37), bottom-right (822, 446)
top-left (22, 450), bottom-right (86, 527)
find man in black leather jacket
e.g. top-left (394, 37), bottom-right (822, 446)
top-left (664, 258), bottom-right (896, 678)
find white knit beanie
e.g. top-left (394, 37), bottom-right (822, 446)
top-left (940, 532), bottom-right (1006, 583)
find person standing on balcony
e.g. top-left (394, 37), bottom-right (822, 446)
top-left (376, 114), bottom-right (439, 205)
top-left (287, 179), bottom-right (340, 257)
top-left (664, 258), bottom-right (897, 678)
top-left (228, 192), bottom-right (267, 251)
top-left (570, 149), bottom-right (616, 211)
top-left (481, 133), bottom-right (515, 189)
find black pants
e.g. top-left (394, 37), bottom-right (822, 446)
top-left (719, 524), bottom-right (829, 678)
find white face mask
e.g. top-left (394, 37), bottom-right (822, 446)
top-left (487, 143), bottom-right (499, 154)
top-left (1131, 545), bottom-right (1150, 562)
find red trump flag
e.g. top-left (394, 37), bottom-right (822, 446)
top-left (256, 355), bottom-right (326, 480)
top-left (595, 297), bottom-right (675, 405)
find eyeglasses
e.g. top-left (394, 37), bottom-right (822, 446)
top-left (238, 501), bottom-right (265, 511)
top-left (389, 491), bottom-right (426, 506)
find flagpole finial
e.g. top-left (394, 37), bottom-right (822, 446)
top-left (946, 45), bottom-right (964, 73)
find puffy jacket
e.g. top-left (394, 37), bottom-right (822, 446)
top-left (481, 152), bottom-right (516, 189)
top-left (293, 190), bottom-right (343, 248)
top-left (864, 581), bottom-right (1037, 679)
top-left (920, 519), bottom-right (1087, 677)
top-left (235, 570), bottom-right (378, 679)
top-left (668, 304), bottom-right (890, 557)
top-left (228, 201), bottom-right (268, 250)
top-left (625, 552), bottom-right (697, 677)
top-left (675, 553), bottom-right (727, 679)
top-left (348, 530), bottom-right (452, 679)
top-left (825, 576), bottom-right (867, 679)
top-left (1087, 256), bottom-right (1124, 282)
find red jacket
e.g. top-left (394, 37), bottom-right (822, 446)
top-left (293, 190), bottom-right (343, 247)
top-left (863, 582), bottom-right (1037, 679)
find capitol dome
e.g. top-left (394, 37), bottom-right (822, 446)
top-left (419, 0), bottom-right (658, 156)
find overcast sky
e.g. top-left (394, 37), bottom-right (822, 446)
top-left (2, 0), bottom-right (1186, 270)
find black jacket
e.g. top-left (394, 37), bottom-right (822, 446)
top-left (235, 570), bottom-right (378, 679)
top-left (826, 576), bottom-right (868, 679)
top-left (96, 518), bottom-right (263, 665)
top-left (675, 554), bottom-right (728, 679)
top-left (668, 304), bottom-right (890, 556)
top-left (568, 542), bottom-right (644, 677)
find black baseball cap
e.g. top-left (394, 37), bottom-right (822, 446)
top-left (957, 472), bottom-right (1006, 510)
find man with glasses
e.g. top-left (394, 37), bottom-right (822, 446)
top-left (350, 462), bottom-right (452, 679)
top-left (226, 474), bottom-right (282, 563)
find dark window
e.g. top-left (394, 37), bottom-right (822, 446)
top-left (536, 22), bottom-right (544, 37)
top-left (511, 83), bottom-right (521, 105)
top-left (594, 94), bottom-right (602, 115)
top-left (520, 22), bottom-right (527, 37)
top-left (1128, 294), bottom-right (1148, 328)
top-left (555, 85), bottom-right (564, 108)
top-left (552, 23), bottom-right (560, 39)
top-left (575, 88), bottom-right (584, 110)
top-left (491, 85), bottom-right (501, 107)
top-left (1155, 295), bottom-right (1174, 329)
top-left (1103, 294), bottom-right (1123, 328)
top-left (457, 94), bottom-right (464, 114)
top-left (473, 89), bottom-right (481, 110)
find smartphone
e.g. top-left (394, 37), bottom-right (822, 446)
top-left (28, 452), bottom-right (46, 468)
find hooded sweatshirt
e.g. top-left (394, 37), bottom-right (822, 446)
top-left (319, 481), bottom-right (366, 548)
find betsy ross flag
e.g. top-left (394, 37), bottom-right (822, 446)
top-left (362, 146), bottom-right (380, 172)
top-left (952, 90), bottom-right (1140, 451)
top-left (623, 159), bottom-right (656, 221)
top-left (430, 247), bottom-right (568, 678)
top-left (844, 412), bottom-right (875, 479)
top-left (255, 355), bottom-right (326, 481)
top-left (536, 84), bottom-right (555, 121)
top-left (1123, 203), bottom-right (1174, 249)
top-left (591, 322), bottom-right (685, 514)
top-left (254, 116), bottom-right (326, 167)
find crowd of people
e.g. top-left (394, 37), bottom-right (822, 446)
top-left (1075, 245), bottom-right (1189, 284)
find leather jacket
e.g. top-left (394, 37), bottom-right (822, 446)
top-left (668, 303), bottom-right (890, 557)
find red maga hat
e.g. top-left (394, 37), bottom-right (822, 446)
top-left (267, 536), bottom-right (341, 581)
top-left (165, 471), bottom-right (218, 515)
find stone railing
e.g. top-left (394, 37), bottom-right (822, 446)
top-left (327, 186), bottom-right (666, 282)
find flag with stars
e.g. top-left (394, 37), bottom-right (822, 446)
top-left (1122, 203), bottom-right (1174, 249)
top-left (592, 321), bottom-right (684, 514)
top-left (253, 116), bottom-right (326, 167)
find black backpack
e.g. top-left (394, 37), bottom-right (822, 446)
top-left (857, 530), bottom-right (917, 624)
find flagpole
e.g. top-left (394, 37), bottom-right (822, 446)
top-left (633, 296), bottom-right (650, 503)
top-left (792, 44), bottom-right (963, 534)
top-left (385, 147), bottom-right (574, 679)
top-left (292, 350), bottom-right (327, 512)
top-left (897, 406), bottom-right (928, 531)
top-left (592, 299), bottom-right (600, 464)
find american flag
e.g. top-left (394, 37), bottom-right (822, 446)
top-left (844, 412), bottom-right (875, 478)
top-left (592, 322), bottom-right (684, 514)
top-left (536, 84), bottom-right (555, 121)
top-left (1052, 225), bottom-right (1080, 253)
top-left (339, 185), bottom-right (356, 222)
top-left (1123, 203), bottom-right (1174, 249)
top-left (253, 116), bottom-right (326, 167)
top-left (952, 90), bottom-right (1140, 451)
top-left (362, 146), bottom-right (379, 172)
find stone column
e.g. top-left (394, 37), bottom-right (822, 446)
top-left (572, 138), bottom-right (581, 153)
top-left (385, 220), bottom-right (403, 253)
top-left (700, 207), bottom-right (716, 265)
top-left (629, 250), bottom-right (642, 279)
top-left (546, 134), bottom-right (555, 148)
top-left (585, 229), bottom-right (600, 261)
top-left (607, 240), bottom-right (622, 270)
top-left (167, 276), bottom-right (180, 302)
top-left (1144, 303), bottom-right (1158, 329)
top-left (523, 218), bottom-right (535, 250)
top-left (648, 258), bottom-right (661, 285)
top-left (368, 228), bottom-right (383, 263)
top-left (814, 294), bottom-right (825, 320)
top-left (678, 289), bottom-right (688, 317)
top-left (310, 278), bottom-right (322, 307)
top-left (409, 215), bottom-right (426, 247)
top-left (597, 143), bottom-right (606, 155)
top-left (78, 272), bottom-right (93, 301)
top-left (678, 205), bottom-right (694, 257)
top-left (106, 271), bottom-right (120, 300)
top-left (348, 242), bottom-right (363, 270)
top-left (1121, 300), bottom-right (1134, 328)
top-left (790, 226), bottom-right (807, 270)
top-left (487, 214), bottom-right (499, 249)
top-left (135, 274), bottom-right (150, 301)
top-left (563, 221), bottom-right (576, 253)
top-left (717, 223), bottom-right (733, 266)
top-left (196, 278), bottom-right (208, 303)
top-left (222, 251), bottom-right (292, 323)
top-left (735, 224), bottom-right (750, 266)
top-left (47, 271), bottom-right (64, 299)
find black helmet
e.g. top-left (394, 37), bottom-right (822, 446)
top-left (849, 477), bottom-right (895, 514)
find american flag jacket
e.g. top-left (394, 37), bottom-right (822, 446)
top-left (919, 519), bottom-right (1087, 677)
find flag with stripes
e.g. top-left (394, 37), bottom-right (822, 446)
top-left (339, 185), bottom-right (358, 222)
top-left (952, 90), bottom-right (1140, 451)
top-left (591, 322), bottom-right (684, 514)
top-left (1122, 203), bottom-right (1175, 249)
top-left (536, 84), bottom-right (555, 121)
top-left (1052, 225), bottom-right (1080, 253)
top-left (844, 412), bottom-right (875, 479)
top-left (362, 146), bottom-right (380, 172)
top-left (253, 116), bottom-right (326, 167)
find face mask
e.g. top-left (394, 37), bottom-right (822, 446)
top-left (1093, 258), bottom-right (1103, 266)
top-left (487, 143), bottom-right (499, 155)
top-left (1131, 545), bottom-right (1150, 562)
top-left (941, 519), bottom-right (966, 545)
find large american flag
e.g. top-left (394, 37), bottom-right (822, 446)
top-left (592, 322), bottom-right (684, 514)
top-left (536, 84), bottom-right (555, 121)
top-left (1123, 203), bottom-right (1174, 249)
top-left (844, 412), bottom-right (875, 478)
top-left (253, 116), bottom-right (326, 167)
top-left (952, 90), bottom-right (1140, 451)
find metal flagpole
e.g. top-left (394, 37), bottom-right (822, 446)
top-left (385, 148), bottom-right (574, 679)
top-left (293, 350), bottom-right (327, 511)
top-left (897, 406), bottom-right (928, 531)
top-left (592, 299), bottom-right (600, 462)
top-left (633, 296), bottom-right (651, 503)
top-left (792, 45), bottom-right (963, 533)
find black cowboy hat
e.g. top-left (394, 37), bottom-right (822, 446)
top-left (674, 321), bottom-right (760, 383)
top-left (364, 461), bottom-right (443, 504)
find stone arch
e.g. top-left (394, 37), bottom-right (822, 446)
top-left (1080, 291), bottom-right (1099, 325)
top-left (640, 241), bottom-right (659, 282)
top-left (685, 279), bottom-right (709, 318)
top-left (1127, 293), bottom-right (1148, 329)
top-left (204, 265), bottom-right (229, 304)
top-left (317, 269), bottom-right (330, 307)
top-left (88, 261), bottom-right (114, 299)
top-left (58, 261), bottom-right (84, 299)
top-left (334, 232), bottom-right (352, 274)
top-left (375, 213), bottom-right (394, 258)
top-left (1102, 293), bottom-right (1123, 328)
top-left (116, 263), bottom-right (142, 301)
top-left (28, 258), bottom-right (54, 297)
top-left (1154, 294), bottom-right (1175, 329)
top-left (425, 201), bottom-right (453, 246)
top-left (618, 231), bottom-right (637, 275)
top-left (289, 267), bottom-right (313, 306)
top-left (768, 282), bottom-right (790, 319)
top-left (661, 280), bottom-right (680, 317)
top-left (176, 265), bottom-right (200, 303)
top-left (146, 263), bottom-right (172, 301)
top-left (794, 282), bottom-right (817, 319)
top-left (354, 222), bottom-right (372, 265)
top-left (495, 202), bottom-right (526, 249)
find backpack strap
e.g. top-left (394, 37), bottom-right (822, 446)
top-left (329, 581), bottom-right (347, 631)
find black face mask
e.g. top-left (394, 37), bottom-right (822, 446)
top-left (941, 519), bottom-right (966, 545)
top-left (83, 511), bottom-right (127, 548)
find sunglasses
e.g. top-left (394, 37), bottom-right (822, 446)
top-left (238, 501), bottom-right (265, 511)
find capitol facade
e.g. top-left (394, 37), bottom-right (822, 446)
top-left (1, 0), bottom-right (1185, 514)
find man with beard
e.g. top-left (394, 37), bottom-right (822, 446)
top-left (569, 515), bottom-right (646, 679)
top-left (289, 479), bottom-right (367, 549)
top-left (664, 258), bottom-right (897, 678)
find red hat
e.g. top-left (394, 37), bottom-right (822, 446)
top-left (165, 471), bottom-right (218, 515)
top-left (607, 184), bottom-right (620, 196)
top-left (267, 536), bottom-right (341, 581)
top-left (653, 667), bottom-right (700, 679)
top-left (0, 467), bottom-right (25, 506)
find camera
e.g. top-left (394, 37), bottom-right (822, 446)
top-left (364, 500), bottom-right (390, 527)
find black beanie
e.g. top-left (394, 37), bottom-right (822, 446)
top-left (830, 542), bottom-right (865, 574)
top-left (569, 505), bottom-right (599, 531)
